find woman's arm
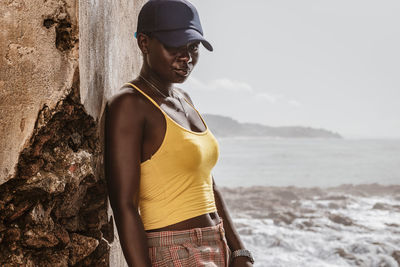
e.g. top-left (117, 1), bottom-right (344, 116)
top-left (212, 176), bottom-right (253, 267)
top-left (178, 89), bottom-right (253, 266)
top-left (104, 92), bottom-right (152, 267)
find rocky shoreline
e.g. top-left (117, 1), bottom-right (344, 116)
top-left (220, 183), bottom-right (400, 266)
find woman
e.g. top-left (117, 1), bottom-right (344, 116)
top-left (105, 0), bottom-right (254, 266)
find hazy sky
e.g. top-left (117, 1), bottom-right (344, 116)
top-left (181, 0), bottom-right (400, 138)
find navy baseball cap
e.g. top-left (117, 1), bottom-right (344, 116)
top-left (135, 0), bottom-right (213, 51)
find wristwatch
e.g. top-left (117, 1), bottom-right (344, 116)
top-left (232, 249), bottom-right (254, 264)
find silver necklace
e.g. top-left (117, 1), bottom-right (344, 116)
top-left (139, 74), bottom-right (189, 117)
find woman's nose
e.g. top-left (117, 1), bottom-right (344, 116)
top-left (177, 48), bottom-right (191, 62)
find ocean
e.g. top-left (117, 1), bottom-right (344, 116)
top-left (213, 137), bottom-right (400, 266)
top-left (213, 137), bottom-right (400, 188)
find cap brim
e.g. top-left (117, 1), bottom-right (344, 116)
top-left (153, 28), bottom-right (213, 52)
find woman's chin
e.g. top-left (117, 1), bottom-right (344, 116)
top-left (173, 74), bottom-right (190, 83)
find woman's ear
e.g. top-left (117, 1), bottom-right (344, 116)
top-left (137, 33), bottom-right (150, 54)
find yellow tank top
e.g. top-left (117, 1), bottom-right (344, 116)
top-left (125, 83), bottom-right (219, 230)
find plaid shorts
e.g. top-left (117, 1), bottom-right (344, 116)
top-left (146, 220), bottom-right (231, 266)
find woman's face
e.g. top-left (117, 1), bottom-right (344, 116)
top-left (143, 35), bottom-right (200, 83)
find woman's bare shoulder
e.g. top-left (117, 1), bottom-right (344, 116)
top-left (108, 84), bottom-right (140, 105)
top-left (106, 83), bottom-right (148, 123)
top-left (107, 83), bottom-right (146, 110)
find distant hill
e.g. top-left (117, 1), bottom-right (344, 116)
top-left (202, 114), bottom-right (342, 138)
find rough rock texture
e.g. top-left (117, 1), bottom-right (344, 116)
top-left (0, 0), bottom-right (79, 184)
top-left (0, 85), bottom-right (111, 265)
top-left (1, 0), bottom-right (146, 266)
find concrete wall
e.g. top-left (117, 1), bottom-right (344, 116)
top-left (79, 0), bottom-right (146, 265)
top-left (80, 0), bottom-right (144, 121)
top-left (0, 0), bottom-right (146, 265)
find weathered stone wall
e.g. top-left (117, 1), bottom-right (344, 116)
top-left (0, 0), bottom-right (79, 185)
top-left (0, 82), bottom-right (110, 265)
top-left (0, 0), bottom-right (146, 265)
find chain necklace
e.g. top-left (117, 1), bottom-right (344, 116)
top-left (139, 74), bottom-right (189, 117)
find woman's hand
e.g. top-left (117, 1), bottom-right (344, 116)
top-left (230, 256), bottom-right (253, 267)
top-left (212, 177), bottom-right (254, 267)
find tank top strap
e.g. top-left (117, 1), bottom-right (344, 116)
top-left (173, 89), bottom-right (207, 126)
top-left (125, 82), bottom-right (209, 134)
top-left (124, 82), bottom-right (166, 115)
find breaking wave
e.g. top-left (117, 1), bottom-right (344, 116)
top-left (221, 183), bottom-right (400, 266)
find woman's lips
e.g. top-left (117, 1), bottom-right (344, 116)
top-left (174, 68), bottom-right (190, 77)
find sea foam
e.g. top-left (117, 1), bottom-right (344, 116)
top-left (221, 184), bottom-right (400, 266)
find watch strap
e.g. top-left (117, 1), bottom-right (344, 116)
top-left (232, 249), bottom-right (254, 264)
